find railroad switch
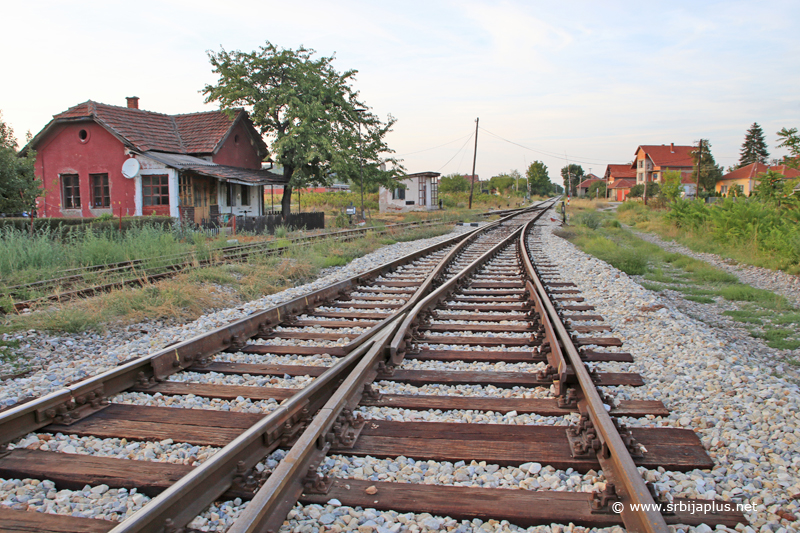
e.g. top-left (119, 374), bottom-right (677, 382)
top-left (361, 383), bottom-right (383, 402)
top-left (377, 361), bottom-right (396, 377)
top-left (590, 483), bottom-right (621, 514)
top-left (613, 420), bottom-right (645, 458)
top-left (231, 460), bottom-right (271, 494)
top-left (566, 415), bottom-right (602, 458)
top-left (303, 466), bottom-right (334, 494)
top-left (557, 387), bottom-right (579, 409)
top-left (326, 409), bottom-right (366, 448)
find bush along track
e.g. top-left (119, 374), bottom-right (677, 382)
top-left (557, 213), bottom-right (800, 374)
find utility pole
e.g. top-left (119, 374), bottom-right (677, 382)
top-left (468, 117), bottom-right (479, 209)
top-left (643, 165), bottom-right (648, 206)
top-left (695, 139), bottom-right (704, 200)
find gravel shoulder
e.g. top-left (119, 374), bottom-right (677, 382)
top-left (0, 226), bottom-right (475, 408)
top-left (541, 218), bottom-right (800, 533)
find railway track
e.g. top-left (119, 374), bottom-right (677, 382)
top-left (1, 217), bottom-right (458, 313)
top-left (0, 199), bottom-right (748, 533)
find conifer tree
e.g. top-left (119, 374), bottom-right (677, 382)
top-left (738, 122), bottom-right (770, 167)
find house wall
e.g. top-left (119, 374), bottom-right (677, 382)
top-left (218, 182), bottom-right (264, 217)
top-left (379, 177), bottom-right (437, 212)
top-left (35, 122), bottom-right (135, 218)
top-left (212, 120), bottom-right (263, 169)
top-left (715, 178), bottom-right (752, 196)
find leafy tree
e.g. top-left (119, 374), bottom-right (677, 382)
top-left (660, 170), bottom-right (683, 202)
top-left (203, 42), bottom-right (400, 219)
top-left (738, 123), bottom-right (770, 167)
top-left (560, 164), bottom-right (583, 196)
top-left (754, 169), bottom-right (785, 205)
top-left (439, 174), bottom-right (469, 193)
top-left (489, 173), bottom-right (516, 194)
top-left (0, 112), bottom-right (40, 215)
top-left (690, 140), bottom-right (723, 192)
top-left (587, 180), bottom-right (606, 199)
top-left (629, 182), bottom-right (660, 198)
top-left (526, 161), bottom-right (552, 196)
top-left (777, 127), bottom-right (800, 169)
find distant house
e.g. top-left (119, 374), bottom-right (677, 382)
top-left (608, 179), bottom-right (635, 202)
top-left (632, 144), bottom-right (694, 185)
top-left (24, 97), bottom-right (287, 224)
top-left (379, 172), bottom-right (440, 212)
top-left (604, 164), bottom-right (637, 201)
top-left (715, 163), bottom-right (800, 196)
top-left (577, 174), bottom-right (603, 197)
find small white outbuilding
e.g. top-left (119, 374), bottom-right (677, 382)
top-left (379, 171), bottom-right (440, 212)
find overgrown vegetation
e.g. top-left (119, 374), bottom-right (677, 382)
top-left (617, 197), bottom-right (800, 274)
top-left (0, 223), bottom-right (452, 335)
top-left (558, 200), bottom-right (800, 354)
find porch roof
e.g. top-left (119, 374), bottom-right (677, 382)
top-left (141, 151), bottom-right (287, 186)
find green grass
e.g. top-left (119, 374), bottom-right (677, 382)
top-left (558, 219), bottom-right (800, 355)
top-left (685, 296), bottom-right (716, 303)
top-left (722, 310), bottom-right (765, 325)
top-left (717, 285), bottom-right (790, 309)
top-left (752, 328), bottom-right (800, 351)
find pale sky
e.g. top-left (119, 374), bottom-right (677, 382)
top-left (3, 1), bottom-right (799, 185)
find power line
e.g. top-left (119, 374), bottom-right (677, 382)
top-left (396, 132), bottom-right (474, 157)
top-left (437, 131), bottom-right (475, 172)
top-left (479, 127), bottom-right (609, 166)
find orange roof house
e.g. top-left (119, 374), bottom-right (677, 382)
top-left (577, 174), bottom-right (603, 197)
top-left (715, 163), bottom-right (800, 196)
top-left (608, 178), bottom-right (635, 202)
top-left (632, 144), bottom-right (694, 185)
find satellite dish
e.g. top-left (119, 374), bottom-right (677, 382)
top-left (122, 158), bottom-right (140, 179)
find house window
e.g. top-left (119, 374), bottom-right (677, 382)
top-left (430, 179), bottom-right (438, 207)
top-left (721, 185), bottom-right (728, 194)
top-left (638, 160), bottom-right (643, 168)
top-left (142, 174), bottom-right (169, 206)
top-left (226, 182), bottom-right (233, 206)
top-left (392, 187), bottom-right (405, 200)
top-left (241, 185), bottom-right (250, 206)
top-left (62, 174), bottom-right (81, 209)
top-left (91, 173), bottom-right (110, 208)
top-left (180, 175), bottom-right (193, 206)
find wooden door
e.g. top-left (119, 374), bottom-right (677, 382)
top-left (192, 176), bottom-right (218, 223)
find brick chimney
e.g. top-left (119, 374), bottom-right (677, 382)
top-left (126, 96), bottom-right (139, 109)
top-left (670, 142), bottom-right (674, 153)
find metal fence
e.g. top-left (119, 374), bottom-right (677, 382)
top-left (197, 212), bottom-right (325, 235)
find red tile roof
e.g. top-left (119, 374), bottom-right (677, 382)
top-left (608, 179), bottom-right (635, 189)
top-left (43, 100), bottom-right (267, 156)
top-left (605, 164), bottom-right (636, 179)
top-left (578, 177), bottom-right (603, 188)
top-left (635, 145), bottom-right (695, 168)
top-left (719, 162), bottom-right (800, 181)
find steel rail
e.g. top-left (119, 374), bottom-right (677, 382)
top-left (227, 321), bottom-right (402, 533)
top-left (0, 203), bottom-right (551, 533)
top-left (103, 203), bottom-right (553, 533)
top-left (520, 213), bottom-right (669, 533)
top-left (0, 226), bottom-right (476, 445)
top-left (224, 204), bottom-right (556, 533)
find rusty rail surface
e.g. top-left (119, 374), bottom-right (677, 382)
top-left (0, 201), bottom-right (555, 533)
top-left (519, 217), bottom-right (668, 533)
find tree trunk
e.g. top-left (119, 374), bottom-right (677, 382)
top-left (281, 165), bottom-right (293, 222)
top-left (281, 184), bottom-right (293, 222)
